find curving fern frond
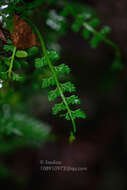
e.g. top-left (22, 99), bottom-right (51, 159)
top-left (61, 0), bottom-right (122, 70)
top-left (23, 17), bottom-right (86, 141)
top-left (35, 48), bottom-right (86, 140)
top-left (62, 1), bottom-right (119, 52)
top-left (72, 14), bottom-right (111, 48)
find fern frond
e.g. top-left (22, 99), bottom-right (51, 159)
top-left (83, 22), bottom-right (111, 48)
top-left (23, 17), bottom-right (86, 138)
top-left (62, 0), bottom-right (121, 59)
top-left (72, 12), bottom-right (112, 49)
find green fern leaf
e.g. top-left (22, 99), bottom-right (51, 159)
top-left (100, 26), bottom-right (111, 35)
top-left (60, 109), bottom-right (86, 120)
top-left (61, 81), bottom-right (76, 93)
top-left (90, 26), bottom-right (111, 48)
top-left (35, 57), bottom-right (48, 68)
top-left (35, 50), bottom-right (60, 68)
top-left (48, 82), bottom-right (76, 102)
top-left (89, 18), bottom-right (100, 27)
top-left (23, 16), bottom-right (86, 137)
top-left (48, 88), bottom-right (60, 102)
top-left (66, 95), bottom-right (80, 105)
top-left (54, 64), bottom-right (70, 75)
top-left (90, 35), bottom-right (101, 48)
top-left (52, 102), bottom-right (66, 115)
top-left (52, 95), bottom-right (80, 115)
top-left (72, 12), bottom-right (91, 32)
top-left (48, 50), bottom-right (60, 62)
top-left (82, 28), bottom-right (91, 39)
top-left (41, 77), bottom-right (56, 88)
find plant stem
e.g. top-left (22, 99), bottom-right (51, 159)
top-left (23, 17), bottom-right (76, 134)
top-left (8, 46), bottom-right (16, 79)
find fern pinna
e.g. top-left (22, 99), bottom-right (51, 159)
top-left (24, 17), bottom-right (86, 142)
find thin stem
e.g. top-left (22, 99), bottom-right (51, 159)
top-left (23, 17), bottom-right (76, 134)
top-left (8, 46), bottom-right (16, 79)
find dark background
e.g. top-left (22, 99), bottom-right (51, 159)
top-left (1, 0), bottom-right (127, 189)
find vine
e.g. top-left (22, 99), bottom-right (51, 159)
top-left (8, 46), bottom-right (16, 78)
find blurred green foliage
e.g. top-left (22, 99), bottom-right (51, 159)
top-left (0, 0), bottom-right (123, 178)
